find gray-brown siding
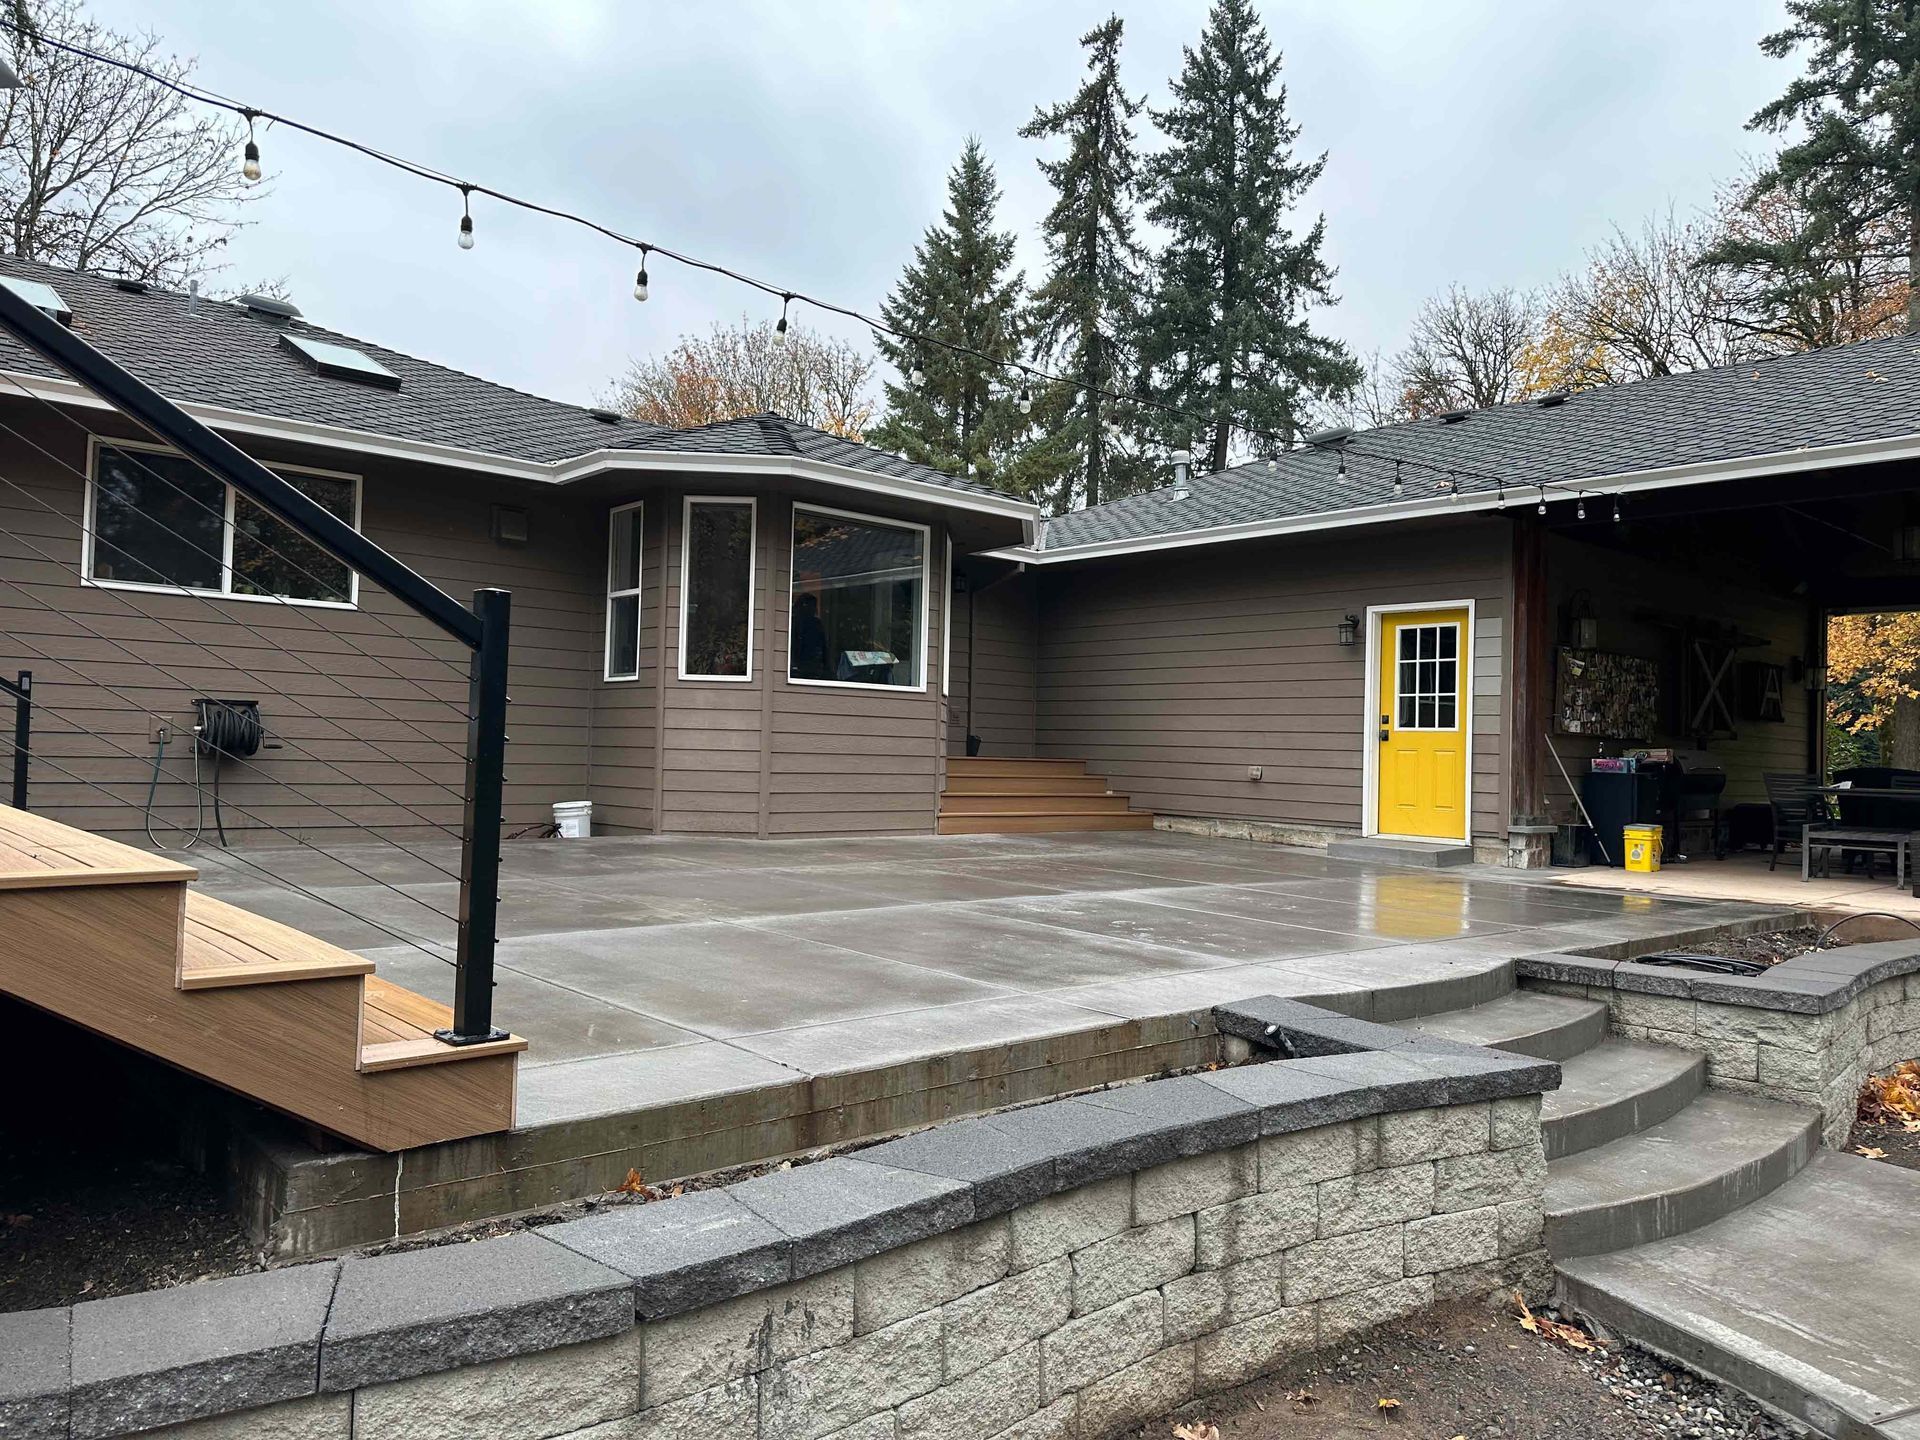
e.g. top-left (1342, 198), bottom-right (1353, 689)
top-left (0, 406), bottom-right (599, 844)
top-left (946, 569), bottom-right (1038, 757)
top-left (1030, 518), bottom-right (1511, 841)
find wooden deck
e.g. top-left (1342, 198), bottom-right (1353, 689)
top-left (0, 804), bottom-right (523, 1151)
top-left (938, 757), bottom-right (1155, 834)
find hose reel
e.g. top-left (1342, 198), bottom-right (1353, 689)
top-left (193, 698), bottom-right (263, 848)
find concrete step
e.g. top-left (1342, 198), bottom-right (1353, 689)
top-left (1557, 1151), bottom-right (1920, 1439)
top-left (1326, 836), bottom-right (1475, 867)
top-left (1541, 1040), bottom-right (1706, 1160)
top-left (1545, 1091), bottom-right (1821, 1260)
top-left (1392, 989), bottom-right (1609, 1062)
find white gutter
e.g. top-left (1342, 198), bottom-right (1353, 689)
top-left (989, 429), bottom-right (1920, 565)
top-left (0, 368), bottom-right (1042, 540)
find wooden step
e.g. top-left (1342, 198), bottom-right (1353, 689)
top-left (0, 802), bottom-right (194, 890)
top-left (944, 774), bottom-right (1113, 796)
top-left (946, 757), bottom-right (1089, 778)
top-left (359, 975), bottom-right (527, 1072)
top-left (180, 892), bottom-right (376, 990)
top-left (939, 792), bottom-right (1132, 816)
top-left (938, 811), bottom-right (1156, 835)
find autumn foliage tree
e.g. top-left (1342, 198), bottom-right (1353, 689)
top-left (607, 317), bottom-right (876, 439)
top-left (1826, 613), bottom-right (1920, 769)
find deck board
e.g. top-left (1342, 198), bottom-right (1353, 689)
top-left (358, 975), bottom-right (526, 1072)
top-left (180, 891), bottom-right (375, 989)
top-left (0, 803), bottom-right (196, 889)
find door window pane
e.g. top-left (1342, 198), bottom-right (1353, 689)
top-left (232, 472), bottom-right (356, 601)
top-left (90, 446), bottom-right (225, 591)
top-left (1392, 622), bottom-right (1462, 731)
top-left (790, 508), bottom-right (926, 687)
top-left (682, 500), bottom-right (754, 678)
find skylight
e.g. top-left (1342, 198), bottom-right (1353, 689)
top-left (279, 333), bottom-right (401, 391)
top-left (0, 276), bottom-right (72, 325)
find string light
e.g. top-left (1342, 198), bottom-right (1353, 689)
top-left (1448, 474), bottom-right (1460, 502)
top-left (1017, 376), bottom-right (1033, 415)
top-left (1536, 486), bottom-right (1548, 516)
top-left (241, 111), bottom-right (261, 183)
top-left (1392, 461), bottom-right (1403, 497)
top-left (1496, 484), bottom-right (1506, 511)
top-left (1613, 495), bottom-right (1623, 523)
top-left (1577, 495), bottom-right (1587, 520)
top-left (775, 294), bottom-right (792, 342)
top-left (1336, 452), bottom-right (1347, 482)
top-left (2, 16), bottom-right (1667, 512)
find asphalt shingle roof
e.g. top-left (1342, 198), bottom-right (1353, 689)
top-left (1039, 334), bottom-right (1920, 550)
top-left (0, 256), bottom-right (1001, 498)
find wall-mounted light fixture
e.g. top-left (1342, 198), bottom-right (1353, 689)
top-left (1805, 664), bottom-right (1829, 693)
top-left (1337, 613), bottom-right (1359, 647)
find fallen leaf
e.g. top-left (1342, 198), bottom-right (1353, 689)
top-left (1285, 1388), bottom-right (1317, 1406)
top-left (1513, 1291), bottom-right (1599, 1352)
top-left (1859, 1061), bottom-right (1920, 1124)
top-left (615, 1168), bottom-right (658, 1198)
top-left (1376, 1397), bottom-right (1402, 1413)
top-left (1856, 1146), bottom-right (1888, 1160)
top-left (1172, 1424), bottom-right (1219, 1440)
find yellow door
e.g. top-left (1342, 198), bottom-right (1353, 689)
top-left (1375, 608), bottom-right (1469, 840)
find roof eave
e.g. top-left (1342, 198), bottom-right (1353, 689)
top-left (1, 367), bottom-right (1041, 538)
top-left (990, 429), bottom-right (1920, 565)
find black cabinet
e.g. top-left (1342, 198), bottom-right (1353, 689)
top-left (1581, 771), bottom-right (1663, 868)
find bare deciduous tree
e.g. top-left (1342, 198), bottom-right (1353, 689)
top-left (1524, 210), bottom-right (1758, 391)
top-left (0, 0), bottom-right (257, 284)
top-left (606, 317), bottom-right (877, 440)
top-left (1393, 284), bottom-right (1540, 415)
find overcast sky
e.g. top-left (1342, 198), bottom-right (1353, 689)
top-left (101, 1), bottom-right (1796, 412)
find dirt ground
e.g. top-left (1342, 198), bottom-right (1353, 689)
top-left (1135, 1301), bottom-right (1795, 1440)
top-left (1669, 925), bottom-right (1829, 966)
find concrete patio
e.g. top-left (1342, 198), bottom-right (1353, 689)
top-left (183, 830), bottom-right (1783, 1133)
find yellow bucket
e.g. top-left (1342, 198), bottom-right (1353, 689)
top-left (1622, 824), bottom-right (1662, 873)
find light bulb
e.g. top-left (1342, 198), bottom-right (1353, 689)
top-left (457, 214), bottom-right (474, 250)
top-left (1266, 460), bottom-right (1277, 472)
top-left (1577, 496), bottom-right (1587, 520)
top-left (1017, 382), bottom-right (1032, 415)
top-left (1496, 488), bottom-right (1506, 510)
top-left (242, 139), bottom-right (261, 184)
top-left (775, 295), bottom-right (792, 341)
top-left (1392, 464), bottom-right (1403, 497)
top-left (909, 365), bottom-right (925, 386)
top-left (633, 267), bottom-right (649, 302)
top-left (1336, 454), bottom-right (1347, 482)
top-left (1613, 497), bottom-right (1623, 523)
top-left (1536, 491), bottom-right (1547, 516)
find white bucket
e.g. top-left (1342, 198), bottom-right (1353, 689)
top-left (552, 800), bottom-right (592, 839)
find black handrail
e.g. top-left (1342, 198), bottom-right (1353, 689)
top-left (0, 283), bottom-right (509, 1043)
top-left (2, 669), bottom-right (27, 809)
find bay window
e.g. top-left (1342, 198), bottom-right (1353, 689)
top-left (679, 497), bottom-right (756, 680)
top-left (789, 504), bottom-right (928, 689)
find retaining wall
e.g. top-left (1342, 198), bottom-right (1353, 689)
top-left (0, 1002), bottom-right (1556, 1440)
top-left (1522, 940), bottom-right (1920, 1147)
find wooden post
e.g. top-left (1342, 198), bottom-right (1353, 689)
top-left (1509, 516), bottom-right (1551, 830)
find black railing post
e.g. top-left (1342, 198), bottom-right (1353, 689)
top-left (442, 588), bottom-right (510, 1045)
top-left (6, 670), bottom-right (28, 810)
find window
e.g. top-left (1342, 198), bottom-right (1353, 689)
top-left (86, 442), bottom-right (360, 606)
top-left (789, 504), bottom-right (928, 690)
top-left (679, 497), bottom-right (755, 680)
top-left (604, 501), bottom-right (644, 681)
top-left (1395, 622), bottom-right (1460, 730)
top-left (280, 333), bottom-right (402, 390)
top-left (941, 533), bottom-right (953, 697)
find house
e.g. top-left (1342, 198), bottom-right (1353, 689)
top-left (2, 252), bottom-right (1918, 863)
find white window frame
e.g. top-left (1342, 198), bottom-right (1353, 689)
top-left (603, 499), bottom-right (645, 682)
top-left (81, 436), bottom-right (363, 610)
top-left (677, 494), bottom-right (757, 683)
top-left (786, 500), bottom-right (932, 694)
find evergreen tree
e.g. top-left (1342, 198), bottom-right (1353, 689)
top-left (1136, 0), bottom-right (1361, 473)
top-left (869, 139), bottom-right (1037, 494)
top-left (1730, 1), bottom-right (1920, 335)
top-left (1020, 15), bottom-right (1153, 511)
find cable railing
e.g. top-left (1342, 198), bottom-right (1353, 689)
top-left (0, 282), bottom-right (511, 1044)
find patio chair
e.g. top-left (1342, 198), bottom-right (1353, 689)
top-left (1763, 773), bottom-right (1833, 872)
